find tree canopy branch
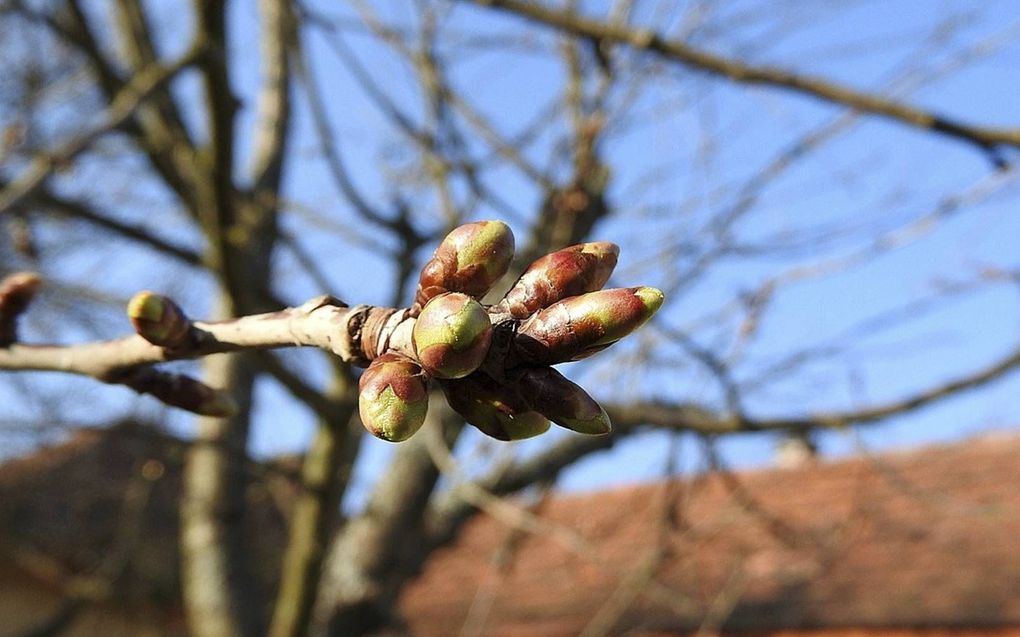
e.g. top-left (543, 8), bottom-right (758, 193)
top-left (464, 0), bottom-right (1020, 157)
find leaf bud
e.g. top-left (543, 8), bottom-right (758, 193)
top-left (413, 220), bottom-right (515, 310)
top-left (126, 291), bottom-right (191, 348)
top-left (518, 367), bottom-right (611, 435)
top-left (441, 373), bottom-right (550, 441)
top-left (413, 292), bottom-right (493, 379)
top-left (498, 242), bottom-right (618, 318)
top-left (515, 286), bottom-right (664, 364)
top-left (358, 353), bottom-right (430, 442)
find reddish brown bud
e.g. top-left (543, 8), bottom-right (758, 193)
top-left (359, 353), bottom-right (430, 442)
top-left (515, 286), bottom-right (664, 364)
top-left (413, 220), bottom-right (515, 310)
top-left (0, 271), bottom-right (41, 345)
top-left (127, 291), bottom-right (191, 348)
top-left (498, 242), bottom-right (619, 318)
top-left (413, 292), bottom-right (493, 379)
top-left (441, 373), bottom-right (550, 441)
top-left (518, 367), bottom-right (611, 435)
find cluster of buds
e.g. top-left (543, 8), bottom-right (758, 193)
top-left (359, 220), bottom-right (663, 442)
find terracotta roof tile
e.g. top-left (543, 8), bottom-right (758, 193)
top-left (401, 435), bottom-right (1020, 637)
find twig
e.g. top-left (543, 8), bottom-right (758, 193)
top-left (0, 46), bottom-right (203, 215)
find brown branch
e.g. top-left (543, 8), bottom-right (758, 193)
top-left (113, 0), bottom-right (196, 150)
top-left (12, 0), bottom-right (199, 207)
top-left (316, 399), bottom-right (463, 636)
top-left (269, 361), bottom-right (360, 637)
top-left (0, 295), bottom-right (412, 383)
top-left (251, 0), bottom-right (294, 193)
top-left (0, 46), bottom-right (203, 216)
top-left (426, 340), bottom-right (1020, 549)
top-left (0, 272), bottom-right (41, 345)
top-left (291, 25), bottom-right (395, 229)
top-left (11, 185), bottom-right (204, 267)
top-left (465, 0), bottom-right (1020, 156)
top-left (606, 345), bottom-right (1020, 433)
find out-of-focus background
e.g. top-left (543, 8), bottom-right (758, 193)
top-left (0, 1), bottom-right (1018, 636)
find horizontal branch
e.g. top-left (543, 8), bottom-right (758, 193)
top-left (0, 45), bottom-right (203, 216)
top-left (428, 340), bottom-right (1020, 534)
top-left (466, 0), bottom-right (1020, 154)
top-left (607, 343), bottom-right (1020, 434)
top-left (0, 298), bottom-right (414, 376)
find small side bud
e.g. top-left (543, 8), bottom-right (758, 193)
top-left (196, 390), bottom-right (240, 418)
top-left (0, 271), bottom-right (41, 345)
top-left (518, 367), bottom-right (611, 435)
top-left (413, 292), bottom-right (493, 379)
top-left (123, 369), bottom-right (238, 417)
top-left (515, 286), bottom-right (664, 364)
top-left (413, 220), bottom-right (515, 311)
top-left (127, 291), bottom-right (190, 348)
top-left (498, 242), bottom-right (619, 318)
top-left (441, 374), bottom-right (550, 441)
top-left (359, 353), bottom-right (430, 442)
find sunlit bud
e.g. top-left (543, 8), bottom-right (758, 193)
top-left (441, 374), bottom-right (550, 441)
top-left (518, 367), bottom-right (611, 435)
top-left (127, 291), bottom-right (190, 348)
top-left (413, 292), bottom-right (493, 379)
top-left (498, 242), bottom-right (619, 318)
top-left (358, 353), bottom-right (430, 442)
top-left (413, 220), bottom-right (515, 310)
top-left (515, 286), bottom-right (664, 364)
top-left (0, 271), bottom-right (41, 345)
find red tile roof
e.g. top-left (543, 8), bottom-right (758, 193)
top-left (401, 435), bottom-right (1020, 637)
top-left (0, 422), bottom-right (293, 624)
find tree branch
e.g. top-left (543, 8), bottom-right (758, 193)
top-left (0, 295), bottom-right (412, 379)
top-left (0, 46), bottom-right (202, 216)
top-left (269, 361), bottom-right (360, 637)
top-left (464, 0), bottom-right (1020, 157)
top-left (251, 0), bottom-right (294, 193)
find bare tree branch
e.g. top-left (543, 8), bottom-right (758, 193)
top-left (464, 0), bottom-right (1020, 159)
top-left (251, 0), bottom-right (295, 193)
top-left (0, 47), bottom-right (202, 216)
top-left (270, 361), bottom-right (360, 637)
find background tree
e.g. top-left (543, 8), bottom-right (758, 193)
top-left (1, 1), bottom-right (1019, 636)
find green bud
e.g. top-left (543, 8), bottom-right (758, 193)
top-left (441, 374), bottom-right (550, 441)
top-left (127, 291), bottom-right (190, 347)
top-left (413, 220), bottom-right (515, 311)
top-left (413, 292), bottom-right (493, 379)
top-left (358, 353), bottom-right (429, 442)
top-left (515, 286), bottom-right (664, 364)
top-left (518, 367), bottom-right (611, 435)
top-left (499, 242), bottom-right (619, 318)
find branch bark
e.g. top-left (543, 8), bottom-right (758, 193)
top-left (0, 295), bottom-right (412, 402)
top-left (464, 0), bottom-right (1020, 157)
top-left (269, 361), bottom-right (361, 637)
top-left (315, 398), bottom-right (462, 636)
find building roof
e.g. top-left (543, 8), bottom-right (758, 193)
top-left (400, 434), bottom-right (1020, 637)
top-left (0, 421), bottom-right (294, 626)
